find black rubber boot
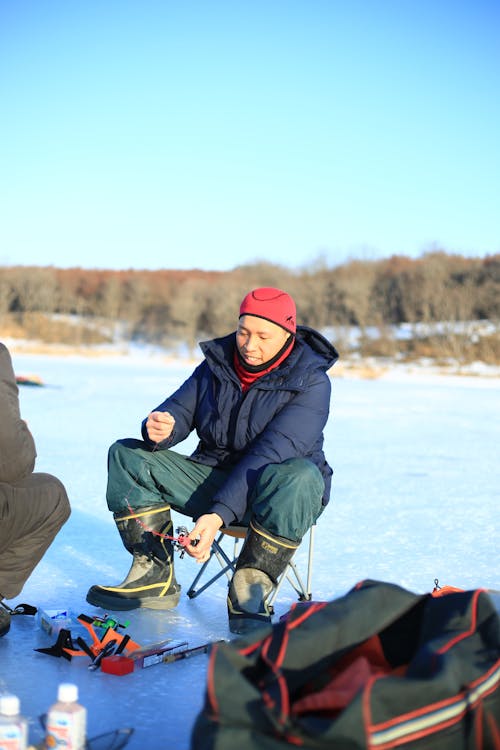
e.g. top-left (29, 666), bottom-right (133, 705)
top-left (0, 600), bottom-right (11, 637)
top-left (227, 520), bottom-right (299, 635)
top-left (86, 505), bottom-right (181, 611)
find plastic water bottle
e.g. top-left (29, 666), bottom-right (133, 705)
top-left (0, 694), bottom-right (28, 750)
top-left (45, 683), bottom-right (87, 750)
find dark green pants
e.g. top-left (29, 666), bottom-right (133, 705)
top-left (106, 439), bottom-right (324, 542)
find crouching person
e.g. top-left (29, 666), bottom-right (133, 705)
top-left (87, 288), bottom-right (338, 634)
top-left (0, 343), bottom-right (71, 637)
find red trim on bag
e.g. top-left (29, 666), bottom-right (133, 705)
top-left (206, 642), bottom-right (221, 719)
top-left (468, 659), bottom-right (500, 701)
top-left (431, 584), bottom-right (464, 596)
top-left (262, 619), bottom-right (293, 670)
top-left (261, 631), bottom-right (291, 724)
top-left (476, 700), bottom-right (484, 749)
top-left (272, 625), bottom-right (290, 669)
top-left (486, 708), bottom-right (500, 749)
top-left (362, 673), bottom-right (377, 749)
top-left (282, 733), bottom-right (304, 745)
top-left (259, 666), bottom-right (290, 727)
top-left (237, 637), bottom-right (268, 657)
top-left (436, 588), bottom-right (483, 654)
top-left (287, 601), bottom-right (328, 629)
top-left (365, 684), bottom-right (470, 749)
top-left (364, 658), bottom-right (500, 749)
top-left (362, 589), bottom-right (498, 749)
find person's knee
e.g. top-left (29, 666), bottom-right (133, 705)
top-left (288, 457), bottom-right (323, 485)
top-left (108, 438), bottom-right (146, 470)
top-left (106, 439), bottom-right (157, 514)
top-left (53, 478), bottom-right (71, 524)
top-left (254, 459), bottom-right (324, 541)
top-left (35, 473), bottom-right (71, 524)
top-left (108, 438), bottom-right (129, 466)
top-left (261, 458), bottom-right (324, 494)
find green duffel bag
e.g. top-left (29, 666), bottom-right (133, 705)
top-left (191, 579), bottom-right (500, 749)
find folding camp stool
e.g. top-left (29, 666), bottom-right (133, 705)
top-left (186, 524), bottom-right (315, 613)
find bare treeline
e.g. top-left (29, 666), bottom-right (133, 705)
top-left (1, 252), bottom-right (499, 362)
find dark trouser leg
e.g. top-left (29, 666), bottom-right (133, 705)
top-left (249, 458), bottom-right (325, 542)
top-left (0, 473), bottom-right (70, 601)
top-left (228, 458), bottom-right (324, 634)
top-left (105, 438), bottom-right (231, 517)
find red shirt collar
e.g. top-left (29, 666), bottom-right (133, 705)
top-left (233, 339), bottom-right (294, 392)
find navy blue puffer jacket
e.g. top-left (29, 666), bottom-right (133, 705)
top-left (142, 326), bottom-right (338, 525)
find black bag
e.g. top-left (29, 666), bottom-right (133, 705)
top-left (191, 579), bottom-right (500, 749)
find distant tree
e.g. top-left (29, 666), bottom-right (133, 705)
top-left (0, 275), bottom-right (16, 319)
top-left (1, 253), bottom-right (499, 364)
top-left (333, 259), bottom-right (379, 329)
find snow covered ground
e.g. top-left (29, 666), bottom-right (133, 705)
top-left (1, 351), bottom-right (499, 749)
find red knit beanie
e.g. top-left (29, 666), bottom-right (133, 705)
top-left (239, 287), bottom-right (296, 334)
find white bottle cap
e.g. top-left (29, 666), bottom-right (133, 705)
top-left (57, 683), bottom-right (78, 703)
top-left (0, 694), bottom-right (20, 716)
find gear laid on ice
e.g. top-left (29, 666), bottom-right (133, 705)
top-left (86, 505), bottom-right (182, 611)
top-left (0, 597), bottom-right (37, 637)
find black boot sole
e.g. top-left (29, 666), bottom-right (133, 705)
top-left (228, 613), bottom-right (272, 635)
top-left (86, 586), bottom-right (181, 612)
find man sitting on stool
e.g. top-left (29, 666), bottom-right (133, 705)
top-left (87, 288), bottom-right (338, 634)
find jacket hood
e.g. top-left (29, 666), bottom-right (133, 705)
top-left (295, 326), bottom-right (339, 370)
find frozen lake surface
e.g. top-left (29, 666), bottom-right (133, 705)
top-left (2, 351), bottom-right (499, 749)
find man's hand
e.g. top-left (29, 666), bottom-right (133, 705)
top-left (145, 410), bottom-right (175, 443)
top-left (186, 513), bottom-right (224, 563)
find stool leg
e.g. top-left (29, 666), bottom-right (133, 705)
top-left (187, 534), bottom-right (240, 599)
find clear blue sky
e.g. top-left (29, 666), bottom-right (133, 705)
top-left (1, 0), bottom-right (499, 272)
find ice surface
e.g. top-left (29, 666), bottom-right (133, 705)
top-left (1, 352), bottom-right (499, 749)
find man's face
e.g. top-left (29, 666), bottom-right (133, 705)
top-left (236, 315), bottom-right (289, 366)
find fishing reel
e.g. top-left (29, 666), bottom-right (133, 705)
top-left (174, 526), bottom-right (199, 558)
